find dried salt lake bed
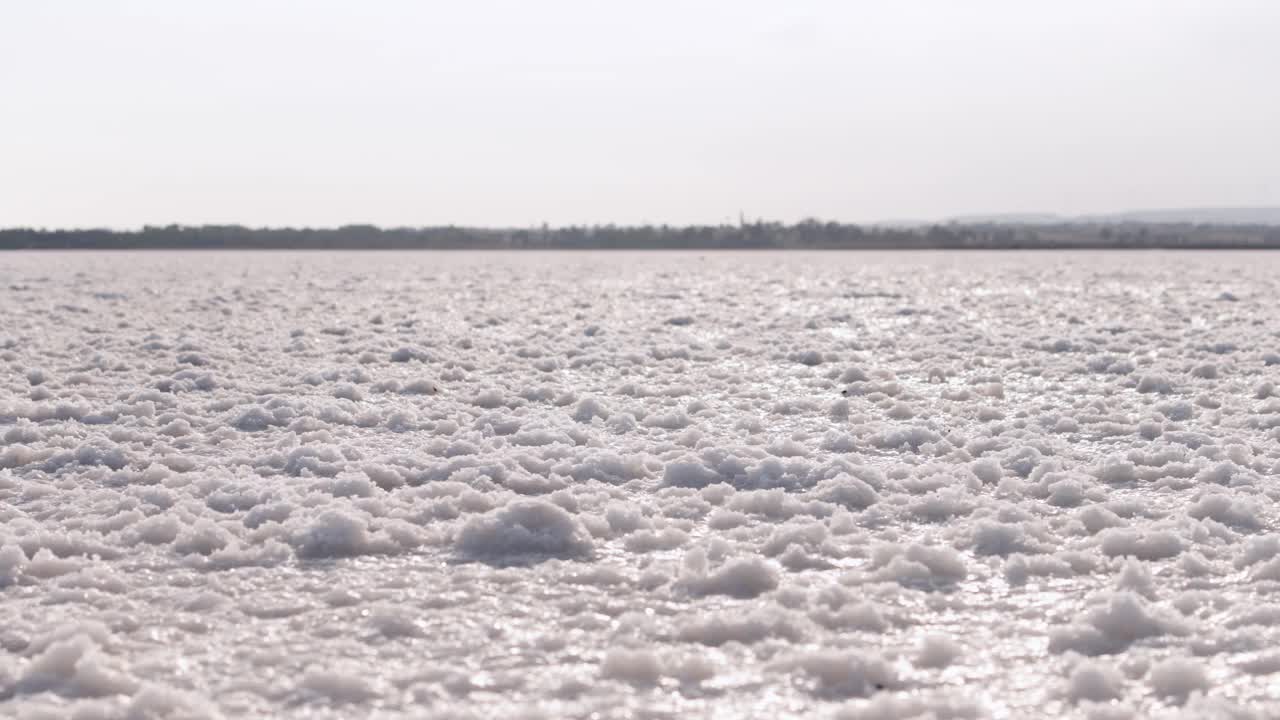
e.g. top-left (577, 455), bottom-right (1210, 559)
top-left (2, 250), bottom-right (1279, 719)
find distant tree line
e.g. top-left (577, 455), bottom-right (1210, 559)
top-left (1, 221), bottom-right (1278, 250)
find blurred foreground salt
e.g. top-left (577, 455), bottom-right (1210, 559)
top-left (1, 250), bottom-right (1279, 719)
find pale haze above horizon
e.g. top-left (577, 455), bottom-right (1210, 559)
top-left (2, 1), bottom-right (1278, 229)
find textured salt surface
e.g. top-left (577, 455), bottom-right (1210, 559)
top-left (1, 250), bottom-right (1278, 719)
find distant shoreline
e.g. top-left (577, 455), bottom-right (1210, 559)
top-left (7, 246), bottom-right (1280, 252)
top-left (3, 221), bottom-right (1279, 251)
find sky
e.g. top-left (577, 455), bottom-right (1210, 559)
top-left (1, 0), bottom-right (1277, 229)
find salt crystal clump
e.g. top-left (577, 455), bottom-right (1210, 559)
top-left (1064, 660), bottom-right (1125, 704)
top-left (298, 667), bottom-right (381, 703)
top-left (16, 632), bottom-right (138, 698)
top-left (1049, 592), bottom-right (1190, 655)
top-left (770, 649), bottom-right (899, 699)
top-left (600, 647), bottom-right (663, 686)
top-left (832, 692), bottom-right (984, 720)
top-left (1148, 656), bottom-right (1209, 705)
top-left (679, 548), bottom-right (779, 599)
top-left (914, 634), bottom-right (962, 669)
top-left (868, 543), bottom-right (967, 588)
top-left (0, 543), bottom-right (28, 586)
top-left (456, 500), bottom-right (594, 560)
top-left (291, 510), bottom-right (375, 559)
top-left (676, 607), bottom-right (807, 646)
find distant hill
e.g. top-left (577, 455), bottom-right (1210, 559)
top-left (945, 212), bottom-right (1065, 226)
top-left (937, 207), bottom-right (1280, 227)
top-left (1089, 207), bottom-right (1280, 225)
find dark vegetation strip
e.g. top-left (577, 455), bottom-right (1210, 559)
top-left (3, 221), bottom-right (1279, 250)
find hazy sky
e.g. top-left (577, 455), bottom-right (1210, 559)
top-left (2, 1), bottom-right (1277, 228)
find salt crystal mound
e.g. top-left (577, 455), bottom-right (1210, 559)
top-left (0, 249), bottom-right (1278, 718)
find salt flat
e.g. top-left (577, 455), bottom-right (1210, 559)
top-left (1, 250), bottom-right (1279, 719)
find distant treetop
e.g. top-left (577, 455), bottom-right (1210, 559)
top-left (1, 221), bottom-right (1277, 250)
